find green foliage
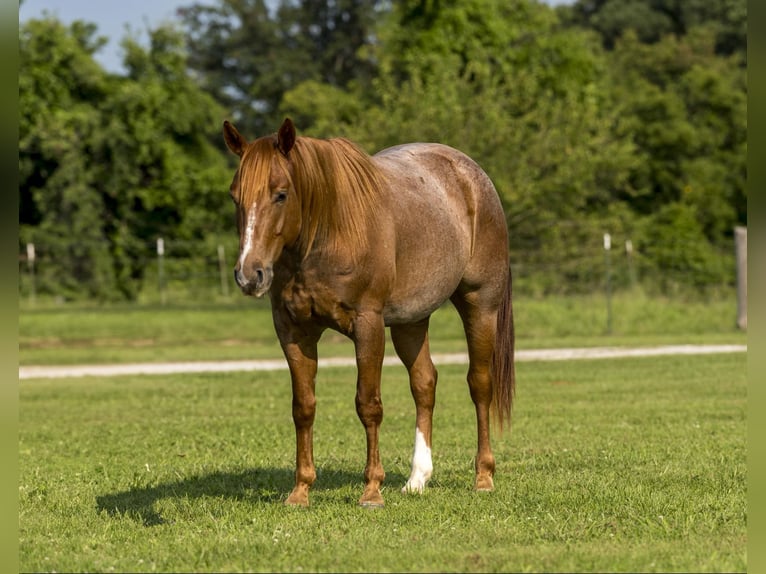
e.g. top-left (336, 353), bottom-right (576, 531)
top-left (279, 0), bottom-right (745, 295)
top-left (19, 19), bottom-right (118, 300)
top-left (317, 0), bottom-right (641, 291)
top-left (179, 0), bottom-right (382, 135)
top-left (19, 18), bottom-right (232, 301)
top-left (603, 28), bottom-right (746, 290)
top-left (280, 80), bottom-right (364, 134)
top-left (18, 0), bottom-right (747, 300)
top-left (559, 0), bottom-right (747, 57)
top-left (634, 203), bottom-right (733, 293)
top-left (96, 27), bottom-right (233, 299)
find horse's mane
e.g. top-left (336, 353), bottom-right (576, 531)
top-left (239, 135), bottom-right (384, 260)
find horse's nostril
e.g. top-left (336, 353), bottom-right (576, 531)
top-left (255, 268), bottom-right (265, 286)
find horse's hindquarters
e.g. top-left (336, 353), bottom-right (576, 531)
top-left (375, 143), bottom-right (505, 324)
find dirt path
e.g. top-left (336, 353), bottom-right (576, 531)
top-left (19, 344), bottom-right (746, 380)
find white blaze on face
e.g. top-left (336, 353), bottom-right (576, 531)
top-left (237, 203), bottom-right (257, 272)
top-left (402, 427), bottom-right (433, 494)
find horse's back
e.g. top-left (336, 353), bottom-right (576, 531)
top-left (374, 143), bottom-right (504, 232)
top-left (373, 143), bottom-right (507, 324)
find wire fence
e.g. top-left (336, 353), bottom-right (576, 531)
top-left (18, 230), bottom-right (746, 330)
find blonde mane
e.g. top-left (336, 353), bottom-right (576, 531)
top-left (239, 135), bottom-right (385, 260)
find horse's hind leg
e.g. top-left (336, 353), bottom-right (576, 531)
top-left (391, 318), bottom-right (437, 494)
top-left (451, 292), bottom-right (498, 491)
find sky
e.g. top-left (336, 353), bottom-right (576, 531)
top-left (19, 0), bottom-right (574, 74)
top-left (19, 0), bottom-right (217, 73)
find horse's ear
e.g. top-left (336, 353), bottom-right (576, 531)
top-left (276, 118), bottom-right (296, 157)
top-left (223, 120), bottom-right (247, 157)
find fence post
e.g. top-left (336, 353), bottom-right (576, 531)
top-left (26, 243), bottom-right (36, 306)
top-left (734, 226), bottom-right (747, 330)
top-left (625, 239), bottom-right (637, 289)
top-left (157, 238), bottom-right (166, 306)
top-left (217, 245), bottom-right (229, 298)
top-left (604, 233), bottom-right (613, 335)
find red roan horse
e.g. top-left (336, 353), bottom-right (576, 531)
top-left (223, 118), bottom-right (514, 507)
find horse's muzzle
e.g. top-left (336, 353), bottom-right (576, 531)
top-left (234, 266), bottom-right (273, 298)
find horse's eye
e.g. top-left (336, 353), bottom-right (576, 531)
top-left (273, 190), bottom-right (288, 204)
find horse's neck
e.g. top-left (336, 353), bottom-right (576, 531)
top-left (280, 247), bottom-right (356, 278)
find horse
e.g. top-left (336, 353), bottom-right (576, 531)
top-left (223, 118), bottom-right (515, 507)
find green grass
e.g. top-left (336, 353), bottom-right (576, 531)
top-left (18, 290), bottom-right (745, 365)
top-left (19, 352), bottom-right (746, 572)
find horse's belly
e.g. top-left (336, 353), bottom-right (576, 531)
top-left (382, 224), bottom-right (470, 326)
top-left (382, 277), bottom-right (461, 325)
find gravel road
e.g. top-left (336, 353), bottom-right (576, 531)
top-left (19, 344), bottom-right (746, 380)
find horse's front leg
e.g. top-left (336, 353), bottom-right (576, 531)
top-left (275, 317), bottom-right (322, 507)
top-left (353, 311), bottom-right (387, 507)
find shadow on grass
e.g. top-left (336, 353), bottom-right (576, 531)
top-left (96, 467), bottom-right (406, 526)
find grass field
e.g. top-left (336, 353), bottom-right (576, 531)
top-left (18, 290), bottom-right (747, 571)
top-left (19, 351), bottom-right (746, 572)
top-left (18, 290), bottom-right (745, 366)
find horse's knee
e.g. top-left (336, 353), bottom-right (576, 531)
top-left (292, 395), bottom-right (316, 427)
top-left (355, 395), bottom-right (383, 425)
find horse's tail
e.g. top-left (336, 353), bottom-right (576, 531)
top-left (492, 267), bottom-right (515, 432)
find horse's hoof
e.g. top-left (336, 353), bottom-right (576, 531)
top-left (285, 487), bottom-right (310, 507)
top-left (474, 474), bottom-right (494, 492)
top-left (358, 489), bottom-right (385, 508)
top-left (401, 481), bottom-right (426, 494)
top-left (402, 469), bottom-right (431, 494)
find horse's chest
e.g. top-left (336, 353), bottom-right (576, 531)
top-left (278, 278), bottom-right (356, 335)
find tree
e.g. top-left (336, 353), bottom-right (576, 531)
top-left (280, 0), bottom-right (637, 293)
top-left (554, 1), bottom-right (747, 290)
top-left (20, 1), bottom-right (746, 300)
top-left (559, 0), bottom-right (747, 58)
top-left (281, 0), bottom-right (746, 293)
top-left (19, 17), bottom-right (233, 301)
top-left (275, 0), bottom-right (379, 88)
top-left (19, 17), bottom-right (117, 299)
top-left (94, 25), bottom-right (234, 299)
top-left (179, 0), bottom-right (383, 135)
top-left (608, 29), bottom-right (746, 229)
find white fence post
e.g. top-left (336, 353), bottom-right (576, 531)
top-left (26, 243), bottom-right (36, 306)
top-left (734, 226), bottom-right (747, 330)
top-left (157, 238), bottom-right (166, 306)
top-left (604, 233), bottom-right (612, 334)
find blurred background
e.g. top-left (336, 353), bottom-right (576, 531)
top-left (18, 0), bottom-right (746, 316)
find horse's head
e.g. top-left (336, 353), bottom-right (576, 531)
top-left (223, 118), bottom-right (301, 297)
